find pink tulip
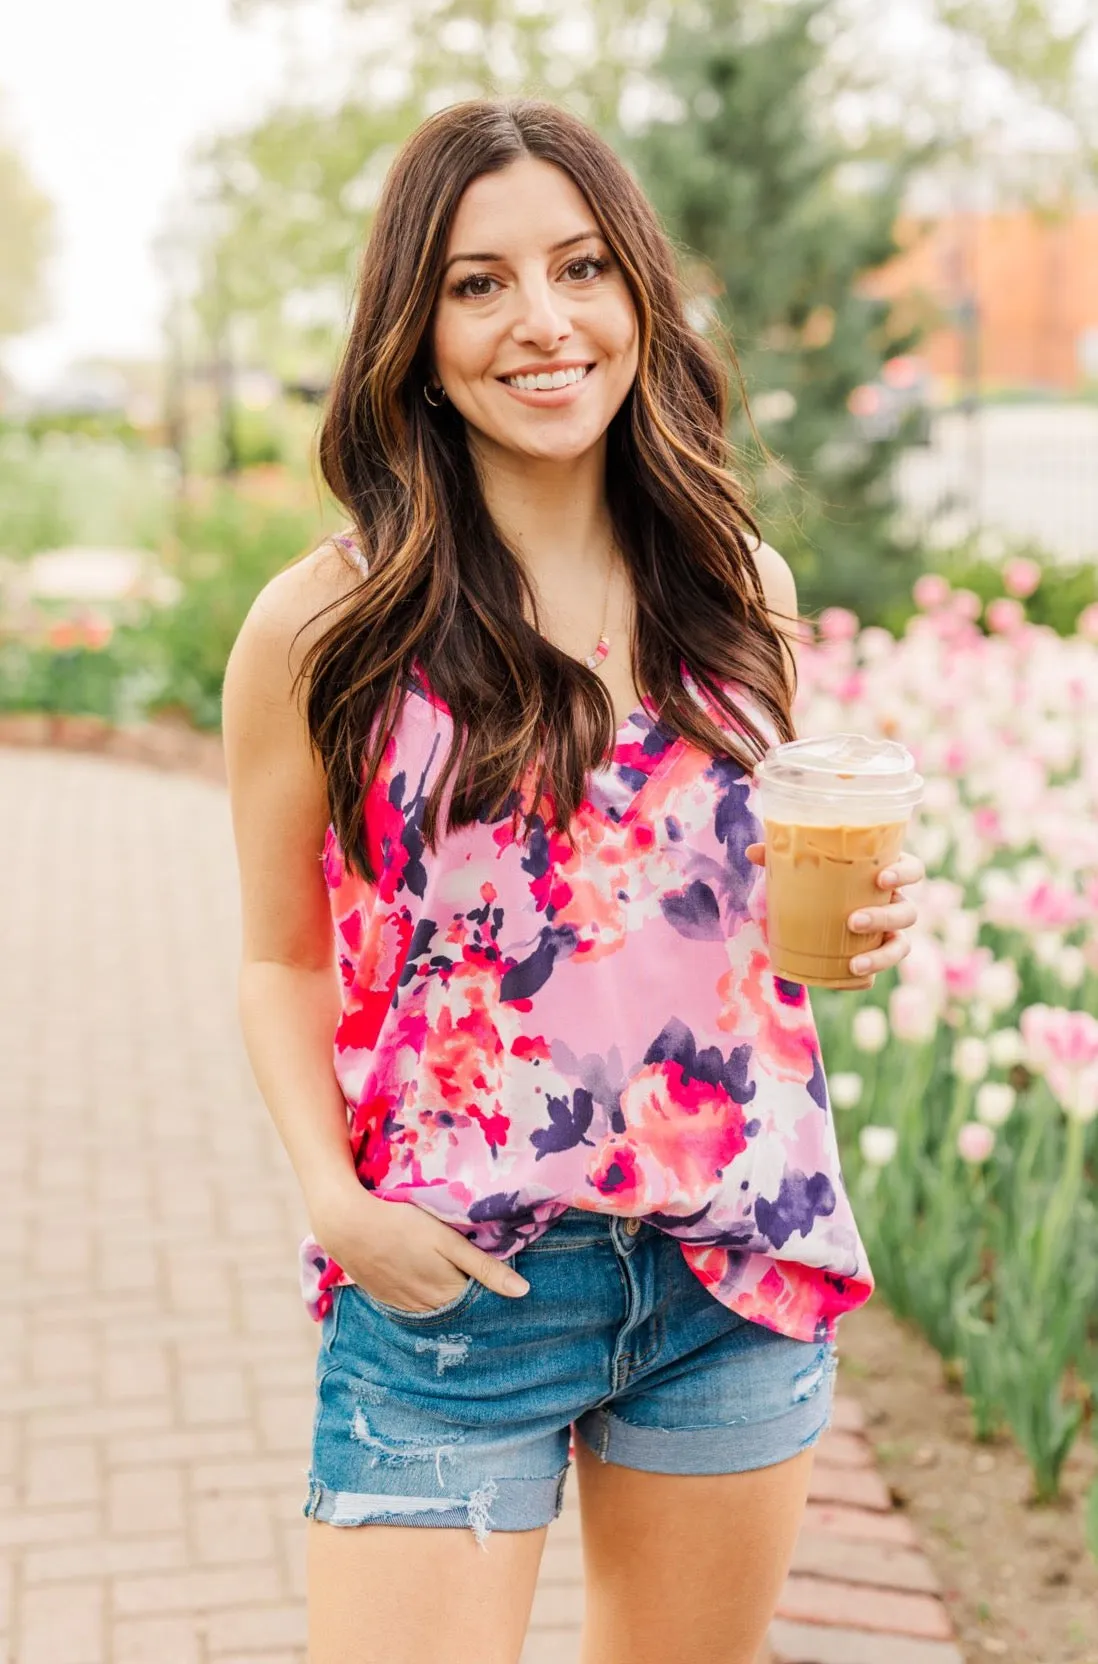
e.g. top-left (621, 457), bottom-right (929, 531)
top-left (957, 1121), bottom-right (996, 1163)
top-left (818, 607), bottom-right (860, 641)
top-left (835, 671), bottom-right (867, 702)
top-left (952, 588), bottom-right (983, 620)
top-left (889, 982), bottom-right (939, 1043)
top-left (985, 597), bottom-right (1025, 635)
top-left (972, 805), bottom-right (1003, 844)
top-left (1020, 881), bottom-right (1085, 932)
top-left (913, 573), bottom-right (951, 611)
top-left (942, 946), bottom-right (994, 1001)
top-left (1003, 557), bottom-right (1042, 598)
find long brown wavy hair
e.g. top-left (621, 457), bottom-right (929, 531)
top-left (296, 96), bottom-right (798, 886)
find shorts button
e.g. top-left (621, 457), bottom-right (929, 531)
top-left (623, 1217), bottom-right (642, 1236)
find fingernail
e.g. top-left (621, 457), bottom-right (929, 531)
top-left (505, 1274), bottom-right (529, 1296)
top-left (849, 912), bottom-right (870, 930)
top-left (880, 870), bottom-right (896, 886)
top-left (851, 957), bottom-right (871, 974)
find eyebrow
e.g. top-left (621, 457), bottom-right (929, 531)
top-left (442, 229), bottom-right (605, 273)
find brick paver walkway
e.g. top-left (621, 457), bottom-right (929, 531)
top-left (0, 742), bottom-right (963, 1664)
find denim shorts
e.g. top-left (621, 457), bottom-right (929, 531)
top-left (303, 1206), bottom-right (838, 1545)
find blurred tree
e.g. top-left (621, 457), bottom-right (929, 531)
top-left (0, 104), bottom-right (54, 343)
top-left (621, 0), bottom-right (929, 619)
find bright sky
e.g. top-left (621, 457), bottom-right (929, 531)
top-left (0, 0), bottom-right (317, 391)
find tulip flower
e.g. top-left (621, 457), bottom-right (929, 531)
top-left (957, 1121), bottom-right (996, 1163)
top-left (974, 1082), bottom-right (1016, 1126)
top-left (852, 1006), bottom-right (889, 1054)
top-left (829, 1072), bottom-right (864, 1110)
top-left (952, 1037), bottom-right (990, 1083)
top-left (859, 1125), bottom-right (898, 1167)
top-left (1002, 557), bottom-right (1042, 598)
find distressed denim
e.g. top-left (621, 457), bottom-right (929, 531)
top-left (303, 1207), bottom-right (838, 1547)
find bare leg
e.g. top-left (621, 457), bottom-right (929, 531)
top-left (306, 1517), bottom-right (549, 1664)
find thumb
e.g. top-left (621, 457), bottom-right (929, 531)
top-left (744, 841), bottom-right (765, 867)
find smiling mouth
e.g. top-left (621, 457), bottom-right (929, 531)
top-left (498, 363), bottom-right (596, 390)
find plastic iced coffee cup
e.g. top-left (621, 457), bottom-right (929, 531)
top-left (753, 733), bottom-right (924, 990)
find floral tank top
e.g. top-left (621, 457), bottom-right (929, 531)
top-left (298, 532), bottom-right (873, 1344)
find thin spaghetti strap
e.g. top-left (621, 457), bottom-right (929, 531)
top-left (330, 529), bottom-right (369, 577)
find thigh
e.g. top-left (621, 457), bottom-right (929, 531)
top-left (306, 1515), bottom-right (548, 1664)
top-left (573, 1437), bottom-right (816, 1664)
top-left (302, 1243), bottom-right (609, 1662)
top-left (570, 1236), bottom-right (836, 1664)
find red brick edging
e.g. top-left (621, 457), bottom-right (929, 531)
top-left (0, 712), bottom-right (226, 782)
top-left (1, 712), bottom-right (964, 1664)
top-left (777, 1399), bottom-right (964, 1663)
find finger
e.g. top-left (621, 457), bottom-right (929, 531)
top-left (850, 933), bottom-right (911, 977)
top-left (848, 900), bottom-right (917, 935)
top-left (878, 852), bottom-right (924, 890)
top-left (744, 842), bottom-right (765, 866)
top-left (454, 1247), bottom-right (530, 1297)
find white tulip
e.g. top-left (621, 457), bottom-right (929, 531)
top-left (975, 1082), bottom-right (1016, 1127)
top-left (913, 824), bottom-right (951, 870)
top-left (987, 1028), bottom-right (1024, 1068)
top-left (953, 1036), bottom-right (990, 1083)
top-left (977, 958), bottom-right (1020, 1014)
top-left (859, 1125), bottom-right (898, 1167)
top-left (968, 1000), bottom-right (993, 1035)
top-left (852, 1006), bottom-right (889, 1054)
top-left (829, 1072), bottom-right (864, 1110)
top-left (1057, 947), bottom-right (1086, 990)
top-left (979, 869), bottom-right (1015, 904)
top-left (943, 910), bottom-right (982, 951)
top-left (1033, 933), bottom-right (1063, 968)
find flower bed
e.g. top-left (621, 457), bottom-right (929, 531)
top-left (799, 575), bottom-right (1098, 1551)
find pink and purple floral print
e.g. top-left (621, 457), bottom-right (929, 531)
top-left (298, 632), bottom-right (873, 1346)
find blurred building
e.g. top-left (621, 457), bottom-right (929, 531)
top-left (866, 209), bottom-right (1098, 395)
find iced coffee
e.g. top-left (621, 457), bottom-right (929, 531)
top-left (754, 735), bottom-right (923, 990)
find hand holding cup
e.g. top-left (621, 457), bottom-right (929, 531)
top-left (747, 734), bottom-right (925, 990)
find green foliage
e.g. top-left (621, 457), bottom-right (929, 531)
top-left (137, 491), bottom-right (325, 727)
top-left (0, 431), bottom-right (172, 560)
top-left (875, 538), bottom-right (1098, 639)
top-left (940, 550), bottom-right (1098, 636)
top-left (0, 492), bottom-right (328, 730)
top-left (0, 101), bottom-right (54, 340)
top-left (620, 0), bottom-right (930, 623)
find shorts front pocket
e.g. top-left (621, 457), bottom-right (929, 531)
top-left (349, 1273), bottom-right (486, 1327)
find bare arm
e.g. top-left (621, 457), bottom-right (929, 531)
top-left (750, 538), bottom-right (801, 707)
top-left (221, 544), bottom-right (368, 1232)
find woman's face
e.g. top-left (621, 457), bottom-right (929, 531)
top-left (429, 155), bottom-right (639, 465)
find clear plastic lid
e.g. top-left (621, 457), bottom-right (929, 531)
top-left (753, 732), bottom-right (924, 811)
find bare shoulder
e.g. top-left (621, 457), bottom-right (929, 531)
top-left (749, 539), bottom-right (798, 624)
top-left (237, 532), bottom-right (365, 682)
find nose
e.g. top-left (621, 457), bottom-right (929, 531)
top-left (510, 274), bottom-right (573, 348)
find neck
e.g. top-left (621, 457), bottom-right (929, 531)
top-left (469, 434), bottom-right (617, 582)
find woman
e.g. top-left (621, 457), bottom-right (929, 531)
top-left (222, 97), bottom-right (922, 1664)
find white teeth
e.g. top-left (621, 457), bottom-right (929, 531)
top-left (505, 365), bottom-right (591, 390)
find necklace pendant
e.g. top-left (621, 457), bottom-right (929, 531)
top-left (583, 633), bottom-right (610, 672)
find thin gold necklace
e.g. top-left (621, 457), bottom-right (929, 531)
top-left (583, 549), bottom-right (615, 671)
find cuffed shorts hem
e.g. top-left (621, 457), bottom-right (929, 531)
top-left (302, 1463), bottom-right (570, 1542)
top-left (572, 1343), bottom-right (837, 1475)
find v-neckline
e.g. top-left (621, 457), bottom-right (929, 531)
top-left (405, 664), bottom-right (686, 825)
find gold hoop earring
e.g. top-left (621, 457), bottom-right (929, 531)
top-left (424, 381), bottom-right (447, 407)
